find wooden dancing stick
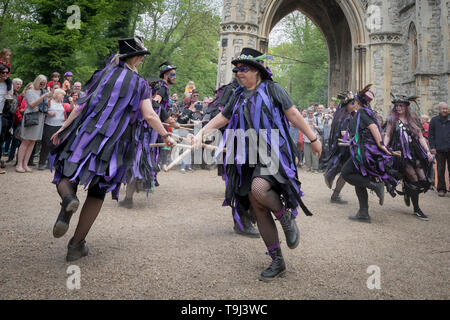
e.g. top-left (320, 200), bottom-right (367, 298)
top-left (177, 123), bottom-right (197, 127)
top-left (169, 132), bottom-right (190, 143)
top-left (149, 143), bottom-right (190, 149)
top-left (166, 149), bottom-right (192, 172)
top-left (336, 142), bottom-right (402, 157)
top-left (150, 142), bottom-right (225, 152)
top-left (164, 144), bottom-right (227, 172)
top-left (162, 123), bottom-right (196, 131)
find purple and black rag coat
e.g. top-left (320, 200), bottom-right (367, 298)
top-left (156, 81), bottom-right (170, 111)
top-left (348, 107), bottom-right (399, 195)
top-left (216, 80), bottom-right (312, 230)
top-left (388, 119), bottom-right (432, 193)
top-left (50, 58), bottom-right (151, 200)
top-left (127, 100), bottom-right (169, 194)
top-left (323, 103), bottom-right (354, 187)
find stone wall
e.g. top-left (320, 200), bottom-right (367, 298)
top-left (218, 0), bottom-right (449, 116)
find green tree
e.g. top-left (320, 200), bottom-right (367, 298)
top-left (269, 11), bottom-right (328, 109)
top-left (136, 0), bottom-right (221, 97)
top-left (0, 0), bottom-right (221, 96)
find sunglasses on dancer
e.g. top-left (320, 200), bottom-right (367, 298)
top-left (0, 71), bottom-right (8, 75)
top-left (232, 66), bottom-right (250, 73)
top-left (169, 72), bottom-right (176, 78)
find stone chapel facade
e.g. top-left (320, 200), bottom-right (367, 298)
top-left (217, 0), bottom-right (450, 116)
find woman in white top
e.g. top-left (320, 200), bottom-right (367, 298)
top-left (38, 88), bottom-right (67, 170)
top-left (16, 75), bottom-right (52, 173)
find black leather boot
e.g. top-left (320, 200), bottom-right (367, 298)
top-left (368, 181), bottom-right (385, 205)
top-left (330, 190), bottom-right (348, 204)
top-left (276, 210), bottom-right (300, 249)
top-left (348, 208), bottom-right (371, 223)
top-left (259, 247), bottom-right (286, 282)
top-left (403, 182), bottom-right (411, 207)
top-left (233, 215), bottom-right (260, 238)
top-left (324, 174), bottom-right (332, 189)
top-left (53, 194), bottom-right (80, 238)
top-left (66, 238), bottom-right (89, 262)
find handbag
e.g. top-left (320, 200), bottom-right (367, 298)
top-left (23, 111), bottom-right (40, 127)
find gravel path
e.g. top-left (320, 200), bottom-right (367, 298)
top-left (0, 162), bottom-right (449, 300)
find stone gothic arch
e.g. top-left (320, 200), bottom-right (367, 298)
top-left (218, 0), bottom-right (448, 115)
top-left (217, 0), bottom-right (369, 102)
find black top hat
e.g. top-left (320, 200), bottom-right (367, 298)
top-left (231, 48), bottom-right (270, 80)
top-left (390, 93), bottom-right (417, 106)
top-left (336, 91), bottom-right (356, 105)
top-left (118, 36), bottom-right (150, 60)
top-left (159, 61), bottom-right (177, 78)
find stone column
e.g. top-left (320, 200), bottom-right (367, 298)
top-left (217, 0), bottom-right (262, 87)
top-left (440, 0), bottom-right (450, 105)
top-left (366, 0), bottom-right (402, 115)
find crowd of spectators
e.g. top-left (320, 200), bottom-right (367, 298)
top-left (0, 48), bottom-right (84, 174)
top-left (1, 48), bottom-right (448, 196)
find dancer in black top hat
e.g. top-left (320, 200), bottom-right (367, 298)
top-left (384, 94), bottom-right (433, 221)
top-left (49, 37), bottom-right (175, 262)
top-left (190, 48), bottom-right (321, 281)
top-left (323, 91), bottom-right (357, 204)
top-left (341, 85), bottom-right (399, 223)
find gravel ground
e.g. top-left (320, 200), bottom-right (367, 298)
top-left (0, 160), bottom-right (449, 300)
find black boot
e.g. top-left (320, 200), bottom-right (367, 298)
top-left (259, 247), bottom-right (286, 282)
top-left (330, 190), bottom-right (348, 204)
top-left (276, 209), bottom-right (300, 249)
top-left (118, 198), bottom-right (133, 209)
top-left (233, 215), bottom-right (260, 238)
top-left (53, 194), bottom-right (80, 238)
top-left (403, 182), bottom-right (410, 207)
top-left (324, 174), bottom-right (332, 189)
top-left (348, 208), bottom-right (371, 223)
top-left (368, 181), bottom-right (385, 205)
top-left (66, 238), bottom-right (89, 262)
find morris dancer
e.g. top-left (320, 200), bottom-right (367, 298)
top-left (119, 77), bottom-right (179, 209)
top-left (190, 48), bottom-right (322, 281)
top-left (384, 94), bottom-right (433, 220)
top-left (49, 37), bottom-right (175, 261)
top-left (341, 85), bottom-right (399, 223)
top-left (154, 61), bottom-right (177, 170)
top-left (323, 92), bottom-right (356, 204)
top-left (205, 78), bottom-right (260, 238)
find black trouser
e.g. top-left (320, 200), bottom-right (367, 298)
top-left (39, 124), bottom-right (61, 166)
top-left (341, 159), bottom-right (370, 209)
top-left (0, 116), bottom-right (13, 155)
top-left (436, 150), bottom-right (450, 193)
top-left (158, 148), bottom-right (170, 167)
top-left (8, 125), bottom-right (20, 161)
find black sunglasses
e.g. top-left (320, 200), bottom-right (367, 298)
top-left (0, 71), bottom-right (8, 75)
top-left (232, 66), bottom-right (250, 73)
